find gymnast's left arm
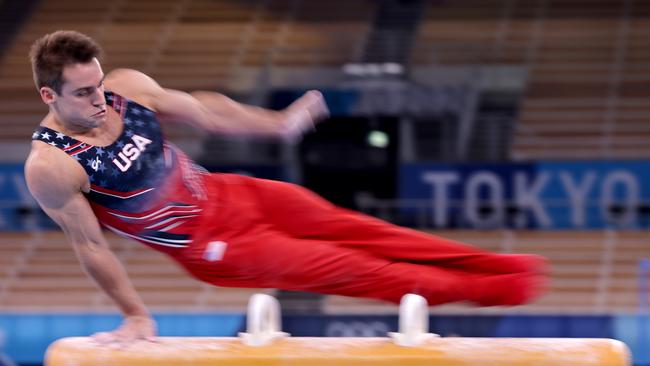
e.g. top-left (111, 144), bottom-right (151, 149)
top-left (105, 68), bottom-right (329, 140)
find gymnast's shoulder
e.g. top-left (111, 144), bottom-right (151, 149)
top-left (104, 68), bottom-right (162, 111)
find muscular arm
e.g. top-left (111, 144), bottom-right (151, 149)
top-left (25, 146), bottom-right (154, 341)
top-left (105, 69), bottom-right (329, 139)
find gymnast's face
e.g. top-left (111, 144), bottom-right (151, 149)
top-left (41, 58), bottom-right (107, 131)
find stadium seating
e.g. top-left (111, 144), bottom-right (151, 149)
top-left (2, 0), bottom-right (649, 158)
top-left (0, 0), bottom-right (375, 146)
top-left (0, 0), bottom-right (648, 317)
top-left (410, 0), bottom-right (650, 159)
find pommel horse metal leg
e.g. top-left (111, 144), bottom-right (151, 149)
top-left (45, 293), bottom-right (632, 366)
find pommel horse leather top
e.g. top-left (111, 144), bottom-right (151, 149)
top-left (45, 294), bottom-right (631, 366)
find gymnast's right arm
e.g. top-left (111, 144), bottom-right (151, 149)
top-left (24, 146), bottom-right (155, 343)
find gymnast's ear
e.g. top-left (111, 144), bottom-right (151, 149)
top-left (39, 86), bottom-right (58, 105)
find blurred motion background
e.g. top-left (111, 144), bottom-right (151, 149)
top-left (0, 0), bottom-right (649, 364)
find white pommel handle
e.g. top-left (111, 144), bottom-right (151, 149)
top-left (238, 294), bottom-right (289, 347)
top-left (388, 293), bottom-right (439, 347)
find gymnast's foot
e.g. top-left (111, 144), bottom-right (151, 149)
top-left (470, 272), bottom-right (548, 307)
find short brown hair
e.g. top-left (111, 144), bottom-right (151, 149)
top-left (29, 30), bottom-right (103, 94)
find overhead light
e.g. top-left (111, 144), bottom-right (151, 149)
top-left (367, 130), bottom-right (389, 148)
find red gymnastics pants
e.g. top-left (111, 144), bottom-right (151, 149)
top-left (178, 173), bottom-right (548, 307)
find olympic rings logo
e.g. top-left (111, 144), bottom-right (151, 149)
top-left (324, 321), bottom-right (391, 337)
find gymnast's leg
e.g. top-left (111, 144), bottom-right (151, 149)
top-left (204, 230), bottom-right (542, 306)
top-left (246, 176), bottom-right (547, 276)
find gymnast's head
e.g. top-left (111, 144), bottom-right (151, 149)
top-left (30, 31), bottom-right (107, 127)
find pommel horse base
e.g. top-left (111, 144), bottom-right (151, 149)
top-left (45, 294), bottom-right (631, 366)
